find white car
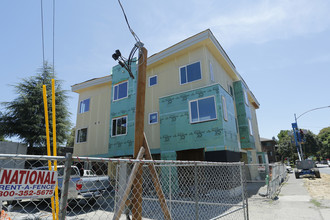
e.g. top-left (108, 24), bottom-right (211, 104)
top-left (286, 164), bottom-right (293, 173)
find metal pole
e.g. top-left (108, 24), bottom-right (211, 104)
top-left (194, 163), bottom-right (199, 220)
top-left (294, 113), bottom-right (304, 160)
top-left (169, 165), bottom-right (172, 213)
top-left (59, 153), bottom-right (73, 220)
top-left (240, 164), bottom-right (247, 220)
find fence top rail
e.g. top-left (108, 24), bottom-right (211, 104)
top-left (0, 154), bottom-right (244, 166)
top-left (245, 163), bottom-right (285, 166)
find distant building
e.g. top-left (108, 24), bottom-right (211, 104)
top-left (0, 141), bottom-right (27, 169)
top-left (72, 29), bottom-right (265, 164)
top-left (260, 138), bottom-right (277, 163)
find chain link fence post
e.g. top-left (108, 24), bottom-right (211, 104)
top-left (59, 153), bottom-right (73, 220)
top-left (194, 163), bottom-right (199, 220)
top-left (240, 163), bottom-right (248, 220)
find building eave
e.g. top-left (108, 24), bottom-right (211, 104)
top-left (71, 75), bottom-right (112, 93)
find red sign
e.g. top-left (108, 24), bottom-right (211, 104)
top-left (0, 168), bottom-right (58, 201)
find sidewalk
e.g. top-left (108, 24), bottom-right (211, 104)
top-left (248, 173), bottom-right (330, 220)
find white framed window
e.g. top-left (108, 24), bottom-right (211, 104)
top-left (209, 62), bottom-right (214, 82)
top-left (77, 128), bottom-right (88, 143)
top-left (244, 90), bottom-right (249, 106)
top-left (113, 81), bottom-right (128, 101)
top-left (112, 116), bottom-right (127, 137)
top-left (149, 112), bottom-right (158, 124)
top-left (248, 118), bottom-right (253, 136)
top-left (222, 96), bottom-right (228, 121)
top-left (79, 98), bottom-right (90, 113)
top-left (189, 96), bottom-right (217, 123)
top-left (149, 75), bottom-right (158, 87)
top-left (180, 61), bottom-right (202, 85)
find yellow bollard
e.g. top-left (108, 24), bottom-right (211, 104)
top-left (52, 79), bottom-right (60, 220)
top-left (42, 85), bottom-right (56, 220)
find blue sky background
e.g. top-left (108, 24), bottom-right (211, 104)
top-left (1, 0), bottom-right (330, 141)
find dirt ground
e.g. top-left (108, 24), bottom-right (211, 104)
top-left (304, 173), bottom-right (330, 199)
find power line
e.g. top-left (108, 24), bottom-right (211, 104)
top-left (40, 0), bottom-right (45, 69)
top-left (113, 0), bottom-right (146, 77)
top-left (52, 0), bottom-right (55, 78)
top-left (117, 0), bottom-right (141, 43)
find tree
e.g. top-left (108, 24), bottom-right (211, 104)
top-left (66, 127), bottom-right (75, 148)
top-left (300, 130), bottom-right (320, 159)
top-left (317, 127), bottom-right (330, 159)
top-left (276, 130), bottom-right (296, 162)
top-left (0, 63), bottom-right (71, 154)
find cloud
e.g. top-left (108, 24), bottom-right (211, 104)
top-left (200, 0), bottom-right (330, 46)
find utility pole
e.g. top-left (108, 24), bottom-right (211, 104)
top-left (132, 47), bottom-right (147, 220)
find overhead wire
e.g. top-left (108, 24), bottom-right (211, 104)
top-left (40, 0), bottom-right (45, 70)
top-left (52, 0), bottom-right (55, 78)
top-left (117, 0), bottom-right (141, 44)
top-left (115, 0), bottom-right (146, 76)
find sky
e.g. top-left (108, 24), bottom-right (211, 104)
top-left (1, 0), bottom-right (330, 141)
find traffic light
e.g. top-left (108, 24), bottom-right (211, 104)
top-left (299, 129), bottom-right (304, 142)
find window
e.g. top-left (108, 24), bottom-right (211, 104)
top-left (222, 96), bottom-right (228, 121)
top-left (189, 96), bottom-right (217, 123)
top-left (180, 62), bottom-right (201, 85)
top-left (149, 75), bottom-right (158, 87)
top-left (248, 119), bottom-right (253, 136)
top-left (77, 128), bottom-right (87, 143)
top-left (149, 112), bottom-right (158, 124)
top-left (244, 90), bottom-right (249, 106)
top-left (79, 98), bottom-right (90, 113)
top-left (113, 81), bottom-right (128, 101)
top-left (209, 62), bottom-right (214, 82)
top-left (112, 116), bottom-right (127, 136)
top-left (228, 84), bottom-right (234, 96)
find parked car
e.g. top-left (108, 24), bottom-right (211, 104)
top-left (320, 160), bottom-right (327, 165)
top-left (36, 166), bottom-right (111, 200)
top-left (286, 164), bottom-right (293, 173)
top-left (80, 169), bottom-right (111, 196)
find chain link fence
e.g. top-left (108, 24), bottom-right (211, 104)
top-left (244, 163), bottom-right (287, 199)
top-left (0, 154), bottom-right (248, 220)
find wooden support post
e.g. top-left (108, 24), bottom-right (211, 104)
top-left (113, 147), bottom-right (145, 220)
top-left (132, 47), bottom-right (148, 220)
top-left (143, 133), bottom-right (172, 220)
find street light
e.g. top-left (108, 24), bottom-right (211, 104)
top-left (295, 105), bottom-right (330, 122)
top-left (293, 105), bottom-right (330, 160)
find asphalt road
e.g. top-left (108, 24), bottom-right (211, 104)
top-left (316, 164), bottom-right (330, 174)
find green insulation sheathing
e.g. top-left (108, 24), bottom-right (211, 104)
top-left (159, 84), bottom-right (239, 156)
top-left (233, 81), bottom-right (256, 150)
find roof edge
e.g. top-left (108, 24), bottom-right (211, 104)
top-left (71, 75), bottom-right (112, 92)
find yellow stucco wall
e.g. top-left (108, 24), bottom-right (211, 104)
top-left (73, 82), bottom-right (111, 156)
top-left (250, 106), bottom-right (262, 152)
